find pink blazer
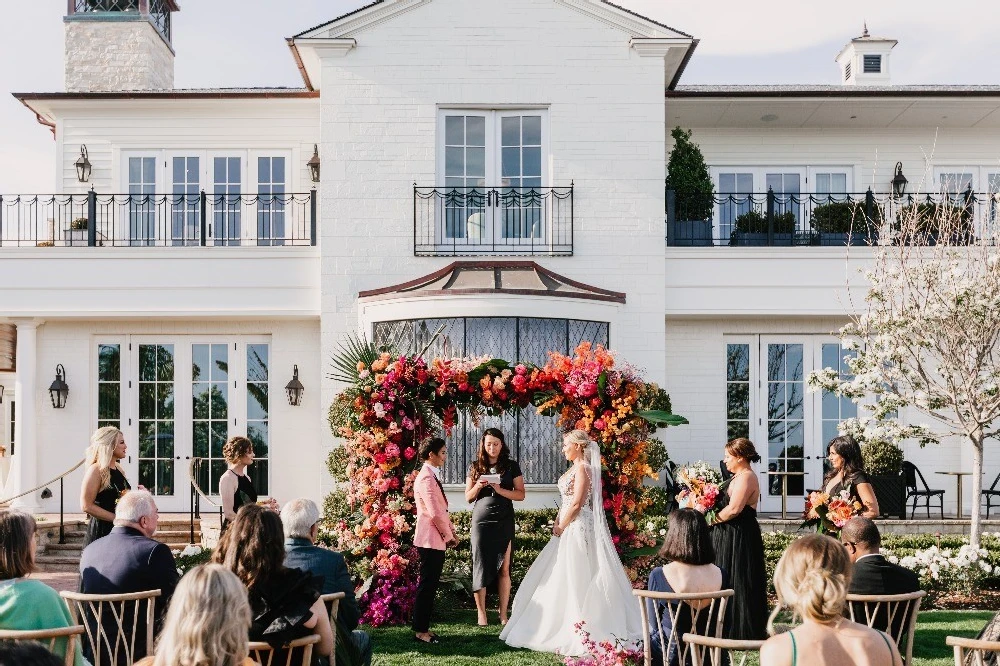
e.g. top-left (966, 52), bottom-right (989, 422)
top-left (413, 464), bottom-right (455, 550)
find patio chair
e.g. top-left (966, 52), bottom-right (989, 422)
top-left (0, 625), bottom-right (85, 666)
top-left (633, 588), bottom-right (733, 666)
top-left (683, 634), bottom-right (764, 666)
top-left (846, 590), bottom-right (925, 666)
top-left (946, 635), bottom-right (1000, 666)
top-left (982, 471), bottom-right (1000, 518)
top-left (902, 461), bottom-right (944, 519)
top-left (248, 633), bottom-right (321, 666)
top-left (60, 589), bottom-right (160, 666)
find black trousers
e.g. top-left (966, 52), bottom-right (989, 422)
top-left (411, 546), bottom-right (446, 632)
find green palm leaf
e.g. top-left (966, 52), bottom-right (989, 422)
top-left (637, 410), bottom-right (689, 428)
top-left (329, 334), bottom-right (394, 384)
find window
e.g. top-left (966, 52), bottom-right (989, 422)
top-left (373, 316), bottom-right (606, 484)
top-left (820, 343), bottom-right (857, 450)
top-left (192, 344), bottom-right (228, 495)
top-left (726, 343), bottom-right (751, 440)
top-left (257, 157), bottom-right (286, 246)
top-left (844, 62), bottom-right (852, 80)
top-left (170, 156), bottom-right (200, 246)
top-left (863, 55), bottom-right (881, 73)
top-left (137, 344), bottom-right (176, 496)
top-left (246, 344), bottom-right (269, 495)
top-left (813, 172), bottom-right (848, 195)
top-left (128, 156), bottom-right (157, 246)
top-left (213, 157), bottom-right (242, 246)
top-left (97, 344), bottom-right (122, 430)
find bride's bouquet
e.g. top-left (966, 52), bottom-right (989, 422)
top-left (674, 461), bottom-right (728, 523)
top-left (801, 488), bottom-right (863, 534)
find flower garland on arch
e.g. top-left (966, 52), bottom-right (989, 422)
top-left (326, 340), bottom-right (686, 626)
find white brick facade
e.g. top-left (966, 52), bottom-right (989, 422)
top-left (65, 20), bottom-right (174, 92)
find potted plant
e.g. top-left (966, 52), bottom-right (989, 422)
top-left (729, 210), bottom-right (798, 246)
top-left (810, 201), bottom-right (879, 246)
top-left (895, 202), bottom-right (974, 245)
top-left (666, 127), bottom-right (713, 246)
top-left (67, 217), bottom-right (89, 245)
top-left (860, 438), bottom-right (906, 519)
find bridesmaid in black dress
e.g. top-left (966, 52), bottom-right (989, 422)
top-left (218, 436), bottom-right (259, 531)
top-left (823, 435), bottom-right (879, 518)
top-left (464, 428), bottom-right (525, 627)
top-left (80, 426), bottom-right (132, 547)
top-left (710, 437), bottom-right (768, 641)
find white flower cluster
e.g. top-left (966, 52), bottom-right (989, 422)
top-left (676, 461), bottom-right (723, 485)
top-left (886, 544), bottom-right (993, 583)
top-left (171, 544), bottom-right (204, 558)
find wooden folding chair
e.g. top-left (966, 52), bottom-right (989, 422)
top-left (633, 588), bottom-right (733, 666)
top-left (248, 634), bottom-right (321, 666)
top-left (0, 625), bottom-right (85, 666)
top-left (60, 589), bottom-right (160, 666)
top-left (683, 633), bottom-right (765, 666)
top-left (946, 635), bottom-right (1000, 666)
top-left (319, 592), bottom-right (345, 628)
top-left (846, 590), bottom-right (925, 666)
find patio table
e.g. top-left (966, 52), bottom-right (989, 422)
top-left (935, 471), bottom-right (972, 519)
top-left (765, 470), bottom-right (806, 519)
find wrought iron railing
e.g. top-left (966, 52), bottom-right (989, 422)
top-left (70, 0), bottom-right (172, 42)
top-left (665, 188), bottom-right (1000, 247)
top-left (414, 185), bottom-right (574, 256)
top-left (0, 191), bottom-right (316, 247)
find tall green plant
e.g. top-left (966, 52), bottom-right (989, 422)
top-left (666, 127), bottom-right (713, 222)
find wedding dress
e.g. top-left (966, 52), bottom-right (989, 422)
top-left (499, 442), bottom-right (643, 656)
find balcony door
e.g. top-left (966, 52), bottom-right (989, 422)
top-left (438, 110), bottom-right (547, 248)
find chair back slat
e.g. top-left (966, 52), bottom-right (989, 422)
top-left (61, 589), bottom-right (160, 666)
top-left (683, 633), bottom-right (765, 666)
top-left (633, 589), bottom-right (733, 666)
top-left (902, 461), bottom-right (918, 490)
top-left (946, 635), bottom-right (1000, 666)
top-left (0, 625), bottom-right (86, 666)
top-left (319, 591), bottom-right (345, 654)
top-left (846, 591), bottom-right (925, 666)
top-left (248, 634), bottom-right (321, 666)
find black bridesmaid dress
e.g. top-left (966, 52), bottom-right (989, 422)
top-left (83, 467), bottom-right (131, 547)
top-left (470, 460), bottom-right (522, 591)
top-left (711, 503), bottom-right (768, 641)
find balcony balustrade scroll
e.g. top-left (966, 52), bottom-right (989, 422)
top-left (0, 191), bottom-right (316, 248)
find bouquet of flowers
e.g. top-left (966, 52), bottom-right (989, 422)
top-left (801, 488), bottom-right (863, 534)
top-left (674, 461), bottom-right (728, 523)
top-left (561, 621), bottom-right (643, 666)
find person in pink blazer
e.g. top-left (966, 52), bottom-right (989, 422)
top-left (411, 437), bottom-right (458, 644)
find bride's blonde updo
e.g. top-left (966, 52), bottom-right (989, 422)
top-left (768, 534), bottom-right (851, 633)
top-left (564, 429), bottom-right (593, 454)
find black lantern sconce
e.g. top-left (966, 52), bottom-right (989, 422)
top-left (892, 161), bottom-right (908, 198)
top-left (48, 364), bottom-right (69, 409)
top-left (285, 365), bottom-right (304, 406)
top-left (307, 144), bottom-right (321, 184)
top-left (75, 145), bottom-right (92, 183)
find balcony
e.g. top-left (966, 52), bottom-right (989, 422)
top-left (0, 191), bottom-right (316, 247)
top-left (413, 185), bottom-right (573, 256)
top-left (665, 189), bottom-right (998, 247)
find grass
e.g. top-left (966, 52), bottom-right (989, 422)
top-left (368, 609), bottom-right (994, 666)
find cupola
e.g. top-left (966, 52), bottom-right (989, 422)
top-left (835, 23), bottom-right (896, 86)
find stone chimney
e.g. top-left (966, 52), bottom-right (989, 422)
top-left (835, 23), bottom-right (897, 86)
top-left (64, 0), bottom-right (178, 92)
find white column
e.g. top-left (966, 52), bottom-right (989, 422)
top-left (10, 320), bottom-right (40, 511)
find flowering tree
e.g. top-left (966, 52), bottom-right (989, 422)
top-left (808, 200), bottom-right (1000, 545)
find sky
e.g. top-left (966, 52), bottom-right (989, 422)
top-left (1, 0), bottom-right (999, 192)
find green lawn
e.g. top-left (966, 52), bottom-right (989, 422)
top-left (369, 609), bottom-right (994, 666)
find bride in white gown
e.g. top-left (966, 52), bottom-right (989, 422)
top-left (500, 430), bottom-right (643, 656)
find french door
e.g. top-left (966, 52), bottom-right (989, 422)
top-left (438, 110), bottom-right (547, 248)
top-left (726, 337), bottom-right (855, 514)
top-left (111, 337), bottom-right (270, 512)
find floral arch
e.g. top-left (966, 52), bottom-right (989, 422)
top-left (326, 339), bottom-right (686, 625)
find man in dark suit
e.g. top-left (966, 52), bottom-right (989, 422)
top-left (282, 498), bottom-right (371, 666)
top-left (841, 517), bottom-right (920, 636)
top-left (79, 489), bottom-right (179, 664)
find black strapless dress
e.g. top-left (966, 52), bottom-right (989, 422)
top-left (470, 460), bottom-right (522, 591)
top-left (710, 505), bottom-right (768, 640)
top-left (84, 467), bottom-right (131, 547)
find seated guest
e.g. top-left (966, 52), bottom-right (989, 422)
top-left (0, 510), bottom-right (86, 666)
top-left (0, 643), bottom-right (64, 666)
top-left (213, 504), bottom-right (333, 665)
top-left (134, 564), bottom-right (255, 666)
top-left (841, 517), bottom-right (920, 635)
top-left (282, 499), bottom-right (371, 666)
top-left (79, 489), bottom-right (179, 663)
top-left (646, 508), bottom-right (727, 666)
top-left (760, 534), bottom-right (902, 666)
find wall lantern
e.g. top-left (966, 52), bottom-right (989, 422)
top-left (285, 365), bottom-right (304, 406)
top-left (75, 145), bottom-right (92, 183)
top-left (307, 144), bottom-right (321, 183)
top-left (48, 364), bottom-right (69, 409)
top-left (892, 161), bottom-right (908, 198)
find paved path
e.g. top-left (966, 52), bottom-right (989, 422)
top-left (31, 571), bottom-right (79, 594)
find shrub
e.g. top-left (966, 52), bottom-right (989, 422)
top-left (173, 545), bottom-right (212, 575)
top-left (70, 217), bottom-right (89, 230)
top-left (666, 127), bottom-right (713, 222)
top-left (896, 202), bottom-right (974, 242)
top-left (861, 439), bottom-right (904, 476)
top-left (810, 201), bottom-right (880, 234)
top-left (734, 210), bottom-right (797, 234)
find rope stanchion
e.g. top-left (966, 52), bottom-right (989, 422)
top-left (0, 459), bottom-right (85, 505)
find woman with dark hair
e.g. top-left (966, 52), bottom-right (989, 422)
top-left (218, 436), bottom-right (258, 531)
top-left (212, 505), bottom-right (333, 664)
top-left (647, 509), bottom-right (727, 666)
top-left (823, 435), bottom-right (879, 518)
top-left (463, 428), bottom-right (525, 626)
top-left (709, 438), bottom-right (768, 641)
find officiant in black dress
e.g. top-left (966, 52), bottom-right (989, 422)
top-left (464, 428), bottom-right (525, 627)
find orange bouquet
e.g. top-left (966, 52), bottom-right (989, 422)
top-left (801, 488), bottom-right (863, 534)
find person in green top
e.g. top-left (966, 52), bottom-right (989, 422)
top-left (0, 510), bottom-right (89, 666)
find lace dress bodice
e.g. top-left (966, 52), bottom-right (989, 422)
top-left (557, 464), bottom-right (594, 528)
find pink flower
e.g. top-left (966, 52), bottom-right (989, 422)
top-left (594, 419), bottom-right (606, 431)
top-left (403, 447), bottom-right (417, 460)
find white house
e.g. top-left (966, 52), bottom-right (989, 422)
top-left (2, 0), bottom-right (999, 518)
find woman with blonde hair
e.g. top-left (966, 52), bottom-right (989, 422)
top-left (134, 563), bottom-right (254, 666)
top-left (760, 534), bottom-right (902, 666)
top-left (80, 425), bottom-right (132, 546)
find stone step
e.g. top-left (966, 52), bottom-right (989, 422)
top-left (35, 556), bottom-right (84, 573)
top-left (45, 543), bottom-right (83, 555)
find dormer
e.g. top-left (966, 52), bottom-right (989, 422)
top-left (835, 24), bottom-right (896, 86)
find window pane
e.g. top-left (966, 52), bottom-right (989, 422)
top-left (247, 344), bottom-right (268, 382)
top-left (466, 116), bottom-right (485, 146)
top-left (501, 117), bottom-right (520, 146)
top-left (445, 147), bottom-right (465, 176)
top-left (522, 116), bottom-right (541, 145)
top-left (727, 344), bottom-right (750, 381)
top-left (466, 147), bottom-right (485, 177)
top-left (502, 147), bottom-right (519, 178)
top-left (445, 116), bottom-right (464, 145)
top-left (522, 147), bottom-right (541, 177)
